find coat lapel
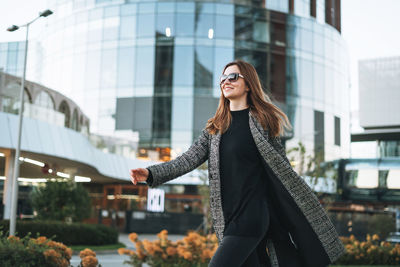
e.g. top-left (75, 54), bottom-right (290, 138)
top-left (208, 132), bottom-right (225, 242)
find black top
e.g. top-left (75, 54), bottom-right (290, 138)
top-left (220, 107), bottom-right (269, 237)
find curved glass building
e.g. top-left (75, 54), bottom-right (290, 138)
top-left (18, 0), bottom-right (349, 161)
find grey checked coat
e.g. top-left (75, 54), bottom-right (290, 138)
top-left (146, 110), bottom-right (345, 267)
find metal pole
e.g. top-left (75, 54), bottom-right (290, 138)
top-left (9, 23), bottom-right (29, 236)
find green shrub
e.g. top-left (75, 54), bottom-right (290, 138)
top-left (0, 220), bottom-right (118, 246)
top-left (30, 179), bottom-right (90, 222)
top-left (0, 234), bottom-right (71, 267)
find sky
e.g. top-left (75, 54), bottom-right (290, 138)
top-left (1, 0), bottom-right (399, 130)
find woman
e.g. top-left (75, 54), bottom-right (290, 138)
top-left (130, 60), bottom-right (345, 267)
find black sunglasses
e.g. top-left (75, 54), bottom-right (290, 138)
top-left (219, 72), bottom-right (244, 85)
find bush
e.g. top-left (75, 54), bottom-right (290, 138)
top-left (118, 230), bottom-right (218, 267)
top-left (30, 179), bottom-right (90, 222)
top-left (335, 234), bottom-right (400, 265)
top-left (0, 234), bottom-right (72, 267)
top-left (0, 220), bottom-right (118, 246)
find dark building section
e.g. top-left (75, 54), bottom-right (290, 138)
top-left (314, 110), bottom-right (325, 161)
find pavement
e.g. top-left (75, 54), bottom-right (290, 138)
top-left (70, 233), bottom-right (185, 267)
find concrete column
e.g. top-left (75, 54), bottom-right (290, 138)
top-left (3, 150), bottom-right (16, 220)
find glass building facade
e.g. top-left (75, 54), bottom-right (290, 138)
top-left (2, 0), bottom-right (350, 161)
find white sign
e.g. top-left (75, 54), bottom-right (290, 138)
top-left (147, 188), bottom-right (165, 212)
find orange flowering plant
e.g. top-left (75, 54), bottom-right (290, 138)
top-left (335, 234), bottom-right (400, 265)
top-left (0, 233), bottom-right (72, 267)
top-left (118, 230), bottom-right (219, 267)
top-left (77, 248), bottom-right (101, 267)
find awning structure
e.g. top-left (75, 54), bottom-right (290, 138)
top-left (0, 112), bottom-right (205, 184)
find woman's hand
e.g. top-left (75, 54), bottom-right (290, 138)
top-left (130, 168), bottom-right (149, 185)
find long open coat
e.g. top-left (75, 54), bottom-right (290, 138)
top-left (146, 110), bottom-right (345, 267)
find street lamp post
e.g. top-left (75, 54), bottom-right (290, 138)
top-left (6, 9), bottom-right (53, 236)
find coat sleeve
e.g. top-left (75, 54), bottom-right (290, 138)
top-left (268, 136), bottom-right (291, 165)
top-left (146, 128), bottom-right (210, 188)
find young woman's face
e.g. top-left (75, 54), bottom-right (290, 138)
top-left (220, 65), bottom-right (248, 101)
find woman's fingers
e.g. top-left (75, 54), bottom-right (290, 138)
top-left (130, 168), bottom-right (147, 185)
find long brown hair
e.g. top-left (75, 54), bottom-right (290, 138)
top-left (205, 60), bottom-right (292, 137)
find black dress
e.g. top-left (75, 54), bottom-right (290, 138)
top-left (219, 107), bottom-right (269, 237)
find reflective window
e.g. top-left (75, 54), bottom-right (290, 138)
top-left (313, 33), bottom-right (324, 56)
top-left (334, 116), bottom-right (340, 146)
top-left (120, 16), bottom-right (136, 39)
top-left (137, 13), bottom-right (155, 37)
top-left (154, 45), bottom-right (173, 94)
top-left (117, 47), bottom-right (135, 87)
top-left (138, 2), bottom-right (155, 14)
top-left (173, 46), bottom-right (194, 87)
top-left (85, 50), bottom-right (101, 89)
top-left (176, 14), bottom-right (194, 37)
top-left (88, 20), bottom-right (103, 43)
top-left (266, 0), bottom-right (289, 13)
top-left (299, 59), bottom-right (313, 98)
top-left (157, 2), bottom-right (175, 13)
top-left (177, 2), bottom-right (195, 13)
top-left (100, 49), bottom-right (117, 88)
top-left (294, 0), bottom-right (310, 18)
top-left (301, 27), bottom-right (313, 52)
top-left (196, 2), bottom-right (214, 14)
top-left (215, 15), bottom-right (233, 39)
top-left (156, 13), bottom-right (175, 37)
top-left (253, 21), bottom-right (269, 43)
top-left (34, 91), bottom-right (55, 109)
top-left (216, 3), bottom-right (234, 15)
top-left (195, 13), bottom-right (214, 38)
top-left (213, 47), bottom-right (233, 96)
top-left (313, 63), bottom-right (324, 102)
top-left (104, 5), bottom-right (119, 17)
top-left (120, 4), bottom-right (136, 16)
top-left (194, 46), bottom-right (213, 94)
top-left (103, 17), bottom-right (119, 40)
top-left (135, 46), bottom-right (154, 87)
top-left (89, 8), bottom-right (103, 20)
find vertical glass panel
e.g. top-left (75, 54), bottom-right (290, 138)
top-left (313, 63), bottom-right (324, 102)
top-left (89, 8), bottom-right (103, 20)
top-left (156, 13), bottom-right (175, 37)
top-left (176, 14), bottom-right (194, 37)
top-left (177, 2), bottom-right (195, 13)
top-left (120, 16), bottom-right (136, 39)
top-left (85, 49), bottom-right (101, 89)
top-left (154, 45), bottom-right (174, 94)
top-left (216, 3), bottom-right (234, 15)
top-left (301, 27), bottom-right (313, 52)
top-left (157, 2), bottom-right (175, 13)
top-left (294, 0), bottom-right (310, 18)
top-left (194, 46), bottom-right (213, 95)
top-left (88, 20), bottom-right (103, 43)
top-left (253, 21), bottom-right (269, 43)
top-left (195, 14), bottom-right (214, 38)
top-left (138, 3), bottom-right (155, 13)
top-left (0, 51), bottom-right (7, 68)
top-left (7, 51), bottom-right (17, 68)
top-left (171, 97), bottom-right (193, 130)
top-left (137, 13), bottom-right (155, 37)
top-left (313, 33), bottom-right (324, 56)
top-left (266, 0), bottom-right (289, 13)
top-left (215, 15), bottom-right (233, 39)
top-left (117, 46), bottom-right (135, 87)
top-left (100, 49), bottom-right (117, 88)
top-left (135, 46), bottom-right (154, 87)
top-left (196, 2), bottom-right (214, 14)
top-left (300, 59), bottom-right (313, 98)
top-left (213, 47), bottom-right (234, 96)
top-left (173, 46), bottom-right (194, 89)
top-left (104, 5), bottom-right (119, 17)
top-left (103, 17), bottom-right (119, 40)
top-left (121, 4), bottom-right (137, 16)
